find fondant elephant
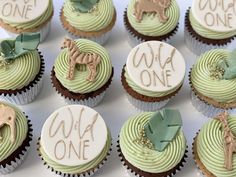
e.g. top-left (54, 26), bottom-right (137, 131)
top-left (0, 105), bottom-right (16, 143)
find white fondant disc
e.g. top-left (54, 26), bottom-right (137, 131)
top-left (0, 0), bottom-right (49, 23)
top-left (41, 105), bottom-right (108, 166)
top-left (192, 0), bottom-right (236, 32)
top-left (126, 41), bottom-right (185, 92)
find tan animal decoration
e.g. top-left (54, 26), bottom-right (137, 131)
top-left (61, 38), bottom-right (101, 82)
top-left (215, 111), bottom-right (236, 171)
top-left (0, 104), bottom-right (16, 143)
top-left (134, 0), bottom-right (171, 23)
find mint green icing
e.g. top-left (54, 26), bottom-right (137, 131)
top-left (54, 39), bottom-right (112, 94)
top-left (124, 67), bottom-right (183, 97)
top-left (2, 0), bottom-right (53, 30)
top-left (63, 0), bottom-right (114, 32)
top-left (120, 112), bottom-right (186, 173)
top-left (39, 131), bottom-right (111, 174)
top-left (0, 49), bottom-right (41, 90)
top-left (0, 33), bottom-right (40, 60)
top-left (189, 10), bottom-right (236, 40)
top-left (145, 109), bottom-right (182, 152)
top-left (191, 49), bottom-right (236, 103)
top-left (71, 0), bottom-right (99, 13)
top-left (197, 116), bottom-right (236, 177)
top-left (127, 0), bottom-right (180, 37)
top-left (0, 102), bottom-right (28, 161)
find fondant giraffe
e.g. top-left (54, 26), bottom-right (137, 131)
top-left (216, 111), bottom-right (236, 171)
top-left (61, 38), bottom-right (101, 82)
top-left (0, 104), bottom-right (16, 143)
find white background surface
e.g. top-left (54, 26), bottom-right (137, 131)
top-left (1, 0), bottom-right (236, 177)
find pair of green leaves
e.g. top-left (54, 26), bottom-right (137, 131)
top-left (144, 109), bottom-right (182, 152)
top-left (71, 0), bottom-right (99, 13)
top-left (217, 49), bottom-right (236, 80)
top-left (0, 33), bottom-right (40, 60)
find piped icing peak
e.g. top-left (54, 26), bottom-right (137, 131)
top-left (215, 111), bottom-right (236, 171)
top-left (0, 104), bottom-right (16, 143)
top-left (0, 0), bottom-right (49, 23)
top-left (191, 0), bottom-right (236, 32)
top-left (41, 105), bottom-right (108, 166)
top-left (70, 0), bottom-right (99, 13)
top-left (133, 0), bottom-right (171, 23)
top-left (61, 38), bottom-right (101, 82)
top-left (126, 41), bottom-right (185, 93)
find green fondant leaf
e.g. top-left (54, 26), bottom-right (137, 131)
top-left (144, 109), bottom-right (182, 152)
top-left (0, 33), bottom-right (40, 60)
top-left (71, 0), bottom-right (99, 13)
top-left (218, 49), bottom-right (236, 80)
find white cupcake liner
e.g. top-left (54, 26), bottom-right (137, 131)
top-left (126, 93), bottom-right (170, 111)
top-left (190, 91), bottom-right (236, 118)
top-left (0, 145), bottom-right (30, 175)
top-left (68, 30), bottom-right (112, 45)
top-left (5, 22), bottom-right (51, 42)
top-left (0, 76), bottom-right (43, 105)
top-left (37, 138), bottom-right (112, 177)
top-left (126, 30), bottom-right (173, 48)
top-left (63, 90), bottom-right (106, 108)
top-left (184, 25), bottom-right (228, 56)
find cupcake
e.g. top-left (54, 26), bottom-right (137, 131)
top-left (60, 0), bottom-right (116, 45)
top-left (185, 0), bottom-right (236, 56)
top-left (0, 33), bottom-right (44, 105)
top-left (0, 102), bottom-right (33, 174)
top-left (122, 41), bottom-right (185, 111)
top-left (124, 0), bottom-right (180, 46)
top-left (193, 111), bottom-right (236, 176)
top-left (117, 108), bottom-right (188, 177)
top-left (51, 38), bottom-right (113, 107)
top-left (190, 49), bottom-right (236, 118)
top-left (0, 0), bottom-right (53, 42)
top-left (38, 104), bottom-right (112, 177)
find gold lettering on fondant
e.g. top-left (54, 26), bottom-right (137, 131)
top-left (198, 0), bottom-right (236, 28)
top-left (50, 107), bottom-right (98, 162)
top-left (133, 43), bottom-right (176, 88)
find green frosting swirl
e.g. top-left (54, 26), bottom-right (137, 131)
top-left (127, 0), bottom-right (180, 36)
top-left (191, 49), bottom-right (236, 103)
top-left (124, 67), bottom-right (183, 97)
top-left (189, 10), bottom-right (236, 40)
top-left (54, 39), bottom-right (112, 94)
top-left (197, 116), bottom-right (236, 177)
top-left (0, 50), bottom-right (41, 90)
top-left (119, 112), bottom-right (186, 173)
top-left (39, 131), bottom-right (111, 174)
top-left (0, 102), bottom-right (28, 161)
top-left (2, 0), bottom-right (53, 30)
top-left (63, 0), bottom-right (114, 32)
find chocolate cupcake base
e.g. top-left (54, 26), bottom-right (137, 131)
top-left (184, 9), bottom-right (234, 56)
top-left (0, 119), bottom-right (33, 174)
top-left (37, 138), bottom-right (112, 177)
top-left (0, 51), bottom-right (45, 105)
top-left (124, 9), bottom-right (179, 47)
top-left (117, 140), bottom-right (188, 177)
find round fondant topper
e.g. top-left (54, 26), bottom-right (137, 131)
top-left (0, 0), bottom-right (49, 23)
top-left (192, 0), bottom-right (236, 32)
top-left (41, 105), bottom-right (108, 166)
top-left (126, 41), bottom-right (185, 92)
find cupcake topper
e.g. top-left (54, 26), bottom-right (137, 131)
top-left (0, 33), bottom-right (40, 67)
top-left (0, 104), bottom-right (16, 143)
top-left (217, 49), bottom-right (236, 80)
top-left (144, 109), bottom-right (182, 151)
top-left (61, 38), bottom-right (101, 82)
top-left (134, 0), bottom-right (171, 23)
top-left (70, 0), bottom-right (99, 13)
top-left (215, 111), bottom-right (236, 171)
